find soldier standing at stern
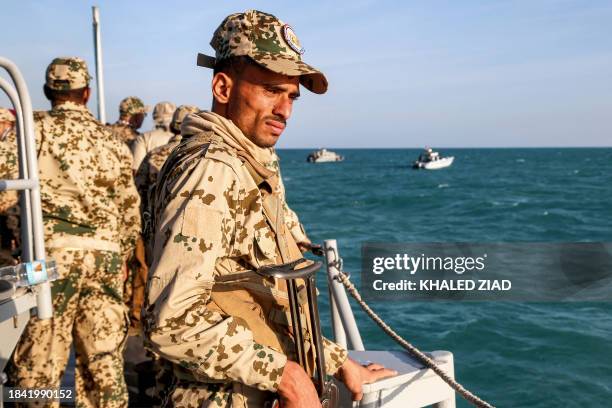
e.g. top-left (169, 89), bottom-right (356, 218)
top-left (144, 10), bottom-right (395, 408)
top-left (0, 57), bottom-right (141, 407)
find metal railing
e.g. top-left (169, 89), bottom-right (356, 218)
top-left (0, 56), bottom-right (53, 318)
top-left (323, 240), bottom-right (458, 407)
top-left (324, 239), bottom-right (365, 350)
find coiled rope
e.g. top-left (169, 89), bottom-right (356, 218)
top-left (333, 270), bottom-right (495, 408)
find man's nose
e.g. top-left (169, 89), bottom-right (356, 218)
top-left (272, 96), bottom-right (292, 120)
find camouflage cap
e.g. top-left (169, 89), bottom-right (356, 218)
top-left (153, 101), bottom-right (176, 125)
top-left (45, 57), bottom-right (91, 91)
top-left (0, 108), bottom-right (15, 122)
top-left (119, 96), bottom-right (150, 116)
top-left (197, 10), bottom-right (328, 94)
top-left (170, 105), bottom-right (200, 133)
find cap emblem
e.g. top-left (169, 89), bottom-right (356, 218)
top-left (282, 24), bottom-right (305, 55)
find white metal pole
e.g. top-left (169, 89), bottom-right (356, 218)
top-left (324, 242), bottom-right (347, 348)
top-left (0, 57), bottom-right (53, 319)
top-left (324, 240), bottom-right (365, 351)
top-left (92, 6), bottom-right (106, 124)
top-left (328, 284), bottom-right (347, 348)
top-left (0, 77), bottom-right (33, 262)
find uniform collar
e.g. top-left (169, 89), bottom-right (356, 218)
top-left (116, 119), bottom-right (132, 128)
top-left (52, 101), bottom-right (91, 114)
top-left (182, 111), bottom-right (280, 192)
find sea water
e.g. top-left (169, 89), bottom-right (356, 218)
top-left (279, 148), bottom-right (612, 408)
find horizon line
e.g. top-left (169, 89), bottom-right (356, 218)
top-left (277, 146), bottom-right (612, 150)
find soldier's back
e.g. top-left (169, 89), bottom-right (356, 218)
top-left (34, 102), bottom-right (136, 243)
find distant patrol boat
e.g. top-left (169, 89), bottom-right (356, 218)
top-left (413, 147), bottom-right (454, 170)
top-left (307, 148), bottom-right (344, 163)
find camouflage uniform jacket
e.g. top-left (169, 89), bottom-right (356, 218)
top-left (109, 120), bottom-right (140, 151)
top-left (133, 138), bottom-right (307, 240)
top-left (0, 101), bottom-right (141, 258)
top-left (131, 127), bottom-right (174, 172)
top-left (144, 113), bottom-right (347, 397)
top-left (134, 134), bottom-right (182, 210)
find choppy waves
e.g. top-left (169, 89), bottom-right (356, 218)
top-left (280, 148), bottom-right (612, 407)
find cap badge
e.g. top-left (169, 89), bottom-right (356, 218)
top-left (282, 25), bottom-right (305, 55)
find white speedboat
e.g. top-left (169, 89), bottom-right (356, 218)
top-left (307, 148), bottom-right (344, 163)
top-left (413, 149), bottom-right (454, 170)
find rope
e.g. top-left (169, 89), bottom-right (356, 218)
top-left (334, 270), bottom-right (495, 408)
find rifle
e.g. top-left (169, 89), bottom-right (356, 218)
top-left (257, 258), bottom-right (339, 408)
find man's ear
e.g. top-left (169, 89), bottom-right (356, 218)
top-left (43, 85), bottom-right (52, 101)
top-left (211, 72), bottom-right (233, 105)
top-left (83, 87), bottom-right (91, 104)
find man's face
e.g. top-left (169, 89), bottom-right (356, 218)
top-left (226, 63), bottom-right (300, 148)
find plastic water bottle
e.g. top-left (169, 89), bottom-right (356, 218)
top-left (0, 260), bottom-right (58, 288)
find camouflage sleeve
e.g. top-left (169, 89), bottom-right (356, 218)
top-left (147, 158), bottom-right (287, 392)
top-left (114, 143), bottom-right (141, 257)
top-left (322, 337), bottom-right (348, 375)
top-left (0, 130), bottom-right (19, 213)
top-left (131, 133), bottom-right (147, 172)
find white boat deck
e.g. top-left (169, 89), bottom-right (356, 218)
top-left (336, 350), bottom-right (455, 407)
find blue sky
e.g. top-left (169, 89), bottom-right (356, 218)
top-left (1, 1), bottom-right (611, 147)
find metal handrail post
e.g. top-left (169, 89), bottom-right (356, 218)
top-left (323, 240), bottom-right (365, 351)
top-left (92, 6), bottom-right (106, 124)
top-left (1, 57), bottom-right (53, 319)
top-left (0, 77), bottom-right (34, 261)
top-left (328, 281), bottom-right (347, 348)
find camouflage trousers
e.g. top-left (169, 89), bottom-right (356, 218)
top-left (154, 359), bottom-right (276, 408)
top-left (8, 248), bottom-right (130, 408)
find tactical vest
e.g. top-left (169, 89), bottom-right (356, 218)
top-left (154, 133), bottom-right (319, 378)
top-left (207, 149), bottom-right (319, 376)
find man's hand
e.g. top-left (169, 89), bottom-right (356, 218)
top-left (297, 241), bottom-right (323, 256)
top-left (335, 358), bottom-right (398, 401)
top-left (278, 360), bottom-right (321, 408)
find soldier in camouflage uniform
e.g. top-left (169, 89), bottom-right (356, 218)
top-left (0, 107), bottom-right (14, 140)
top-left (109, 99), bottom-right (150, 327)
top-left (134, 104), bottom-right (199, 217)
top-left (109, 96), bottom-right (149, 150)
top-left (125, 104), bottom-right (199, 406)
top-left (0, 107), bottom-right (17, 266)
top-left (0, 57), bottom-right (141, 408)
top-left (131, 101), bottom-right (176, 172)
top-left (144, 10), bottom-right (395, 408)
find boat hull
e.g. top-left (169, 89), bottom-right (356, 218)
top-left (413, 156), bottom-right (454, 170)
top-left (309, 156), bottom-right (344, 163)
